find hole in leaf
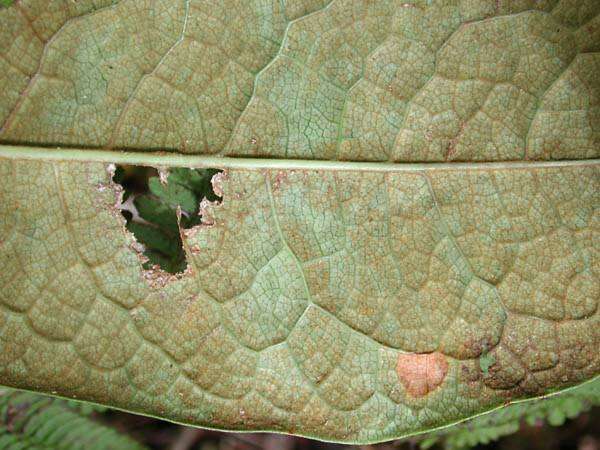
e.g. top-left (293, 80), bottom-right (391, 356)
top-left (112, 165), bottom-right (222, 274)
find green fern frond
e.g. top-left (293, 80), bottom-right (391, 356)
top-left (420, 378), bottom-right (600, 450)
top-left (0, 389), bottom-right (147, 450)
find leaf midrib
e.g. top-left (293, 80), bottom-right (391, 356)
top-left (0, 145), bottom-right (598, 172)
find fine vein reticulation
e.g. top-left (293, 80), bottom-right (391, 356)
top-left (0, 0), bottom-right (598, 445)
top-left (1, 0), bottom-right (598, 161)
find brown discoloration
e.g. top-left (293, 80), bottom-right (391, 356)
top-left (188, 171), bottom-right (227, 232)
top-left (197, 198), bottom-right (218, 226)
top-left (460, 362), bottom-right (481, 383)
top-left (140, 264), bottom-right (187, 288)
top-left (464, 334), bottom-right (496, 359)
top-left (272, 170), bottom-right (289, 191)
top-left (211, 170), bottom-right (227, 198)
top-left (396, 352), bottom-right (449, 397)
top-left (481, 345), bottom-right (526, 391)
top-left (105, 163), bottom-right (124, 210)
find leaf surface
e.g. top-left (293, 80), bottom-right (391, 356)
top-left (0, 0), bottom-right (599, 444)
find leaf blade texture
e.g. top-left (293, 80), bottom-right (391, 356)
top-left (1, 0), bottom-right (598, 160)
top-left (0, 0), bottom-right (599, 444)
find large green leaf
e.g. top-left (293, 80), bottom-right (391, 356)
top-left (0, 0), bottom-right (598, 444)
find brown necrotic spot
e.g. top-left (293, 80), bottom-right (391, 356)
top-left (396, 352), bottom-right (449, 397)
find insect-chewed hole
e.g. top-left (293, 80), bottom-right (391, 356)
top-left (112, 165), bottom-right (222, 274)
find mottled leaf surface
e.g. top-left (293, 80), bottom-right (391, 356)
top-left (0, 0), bottom-right (598, 445)
top-left (1, 0), bottom-right (599, 160)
